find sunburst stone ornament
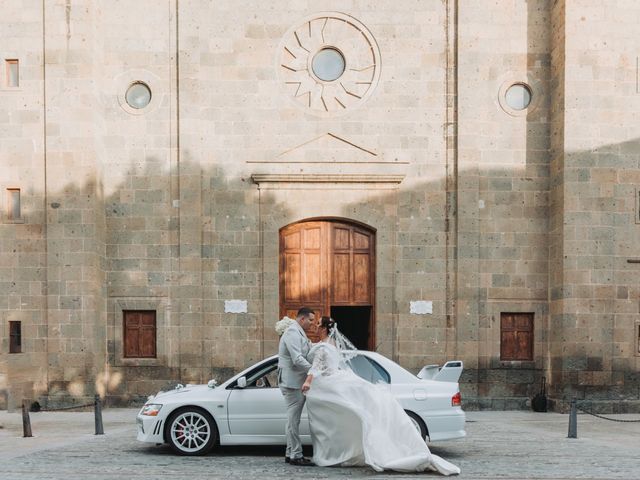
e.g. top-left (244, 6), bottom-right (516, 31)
top-left (278, 13), bottom-right (381, 116)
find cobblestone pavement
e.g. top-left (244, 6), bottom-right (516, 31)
top-left (0, 409), bottom-right (639, 479)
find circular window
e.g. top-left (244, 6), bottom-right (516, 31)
top-left (504, 83), bottom-right (532, 111)
top-left (279, 13), bottom-right (381, 115)
top-left (125, 82), bottom-right (152, 109)
top-left (311, 48), bottom-right (346, 82)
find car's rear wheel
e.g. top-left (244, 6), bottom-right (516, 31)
top-left (405, 410), bottom-right (428, 441)
top-left (165, 407), bottom-right (217, 456)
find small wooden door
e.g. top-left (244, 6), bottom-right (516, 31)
top-left (123, 310), bottom-right (157, 358)
top-left (500, 312), bottom-right (534, 361)
top-left (280, 220), bottom-right (375, 347)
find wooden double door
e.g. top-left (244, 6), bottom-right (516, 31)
top-left (279, 219), bottom-right (375, 349)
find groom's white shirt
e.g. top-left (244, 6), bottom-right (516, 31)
top-left (278, 321), bottom-right (312, 388)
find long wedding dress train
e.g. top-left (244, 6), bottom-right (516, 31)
top-left (305, 342), bottom-right (460, 475)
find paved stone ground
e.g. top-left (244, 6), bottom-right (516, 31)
top-left (0, 409), bottom-right (639, 479)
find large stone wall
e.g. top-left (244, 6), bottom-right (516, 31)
top-left (551, 1), bottom-right (640, 407)
top-left (457, 0), bottom-right (552, 408)
top-left (0, 0), bottom-right (638, 411)
top-left (0, 0), bottom-right (47, 409)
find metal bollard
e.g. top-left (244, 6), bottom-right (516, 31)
top-left (567, 398), bottom-right (577, 438)
top-left (22, 399), bottom-right (33, 438)
top-left (94, 394), bottom-right (104, 435)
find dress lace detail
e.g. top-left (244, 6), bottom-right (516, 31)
top-left (308, 342), bottom-right (339, 377)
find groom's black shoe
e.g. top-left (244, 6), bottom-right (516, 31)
top-left (285, 457), bottom-right (290, 463)
top-left (289, 457), bottom-right (315, 466)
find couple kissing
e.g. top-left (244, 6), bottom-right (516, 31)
top-left (276, 307), bottom-right (460, 475)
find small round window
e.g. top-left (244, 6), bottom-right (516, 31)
top-left (125, 82), bottom-right (152, 109)
top-left (311, 48), bottom-right (346, 82)
top-left (504, 83), bottom-right (532, 111)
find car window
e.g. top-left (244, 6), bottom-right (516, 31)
top-left (262, 369), bottom-right (278, 388)
top-left (245, 361), bottom-right (279, 388)
top-left (348, 355), bottom-right (390, 384)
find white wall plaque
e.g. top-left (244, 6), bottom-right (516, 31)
top-left (410, 301), bottom-right (433, 315)
top-left (224, 300), bottom-right (248, 314)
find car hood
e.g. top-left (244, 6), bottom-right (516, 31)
top-left (151, 384), bottom-right (212, 402)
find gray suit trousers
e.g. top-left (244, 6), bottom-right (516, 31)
top-left (279, 386), bottom-right (306, 459)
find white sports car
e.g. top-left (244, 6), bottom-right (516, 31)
top-left (136, 351), bottom-right (466, 455)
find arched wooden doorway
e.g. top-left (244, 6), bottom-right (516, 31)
top-left (279, 219), bottom-right (376, 349)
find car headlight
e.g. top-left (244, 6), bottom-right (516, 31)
top-left (141, 404), bottom-right (163, 416)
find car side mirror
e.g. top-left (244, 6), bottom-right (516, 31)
top-left (236, 376), bottom-right (247, 389)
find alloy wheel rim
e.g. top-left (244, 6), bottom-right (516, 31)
top-left (409, 417), bottom-right (422, 436)
top-left (170, 412), bottom-right (211, 452)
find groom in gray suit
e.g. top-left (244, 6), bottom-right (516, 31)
top-left (278, 306), bottom-right (315, 466)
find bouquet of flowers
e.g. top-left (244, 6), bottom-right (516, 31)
top-left (275, 316), bottom-right (295, 336)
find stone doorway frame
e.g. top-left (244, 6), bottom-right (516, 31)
top-left (252, 174), bottom-right (403, 360)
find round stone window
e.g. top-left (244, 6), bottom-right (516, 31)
top-left (278, 13), bottom-right (381, 115)
top-left (125, 82), bottom-right (152, 109)
top-left (311, 48), bottom-right (346, 82)
top-left (504, 83), bottom-right (532, 111)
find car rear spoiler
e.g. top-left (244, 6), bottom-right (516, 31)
top-left (417, 361), bottom-right (463, 382)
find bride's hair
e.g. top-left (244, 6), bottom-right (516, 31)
top-left (319, 316), bottom-right (335, 333)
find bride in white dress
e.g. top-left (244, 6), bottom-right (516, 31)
top-left (301, 316), bottom-right (460, 475)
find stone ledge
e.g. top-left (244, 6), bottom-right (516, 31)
top-left (464, 396), bottom-right (640, 414)
top-left (251, 173), bottom-right (405, 184)
top-left (463, 396), bottom-right (530, 411)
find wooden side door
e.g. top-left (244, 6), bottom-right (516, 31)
top-left (123, 310), bottom-right (156, 358)
top-left (500, 312), bottom-right (534, 361)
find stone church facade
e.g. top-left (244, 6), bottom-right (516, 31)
top-left (1, 0), bottom-right (639, 411)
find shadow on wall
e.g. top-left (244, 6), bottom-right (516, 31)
top-left (1, 132), bottom-right (640, 408)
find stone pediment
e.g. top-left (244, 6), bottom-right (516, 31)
top-left (276, 132), bottom-right (378, 163)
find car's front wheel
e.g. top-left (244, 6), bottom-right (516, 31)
top-left (165, 407), bottom-right (217, 456)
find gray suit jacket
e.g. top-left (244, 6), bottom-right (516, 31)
top-left (277, 322), bottom-right (312, 389)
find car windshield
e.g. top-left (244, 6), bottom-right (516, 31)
top-left (347, 355), bottom-right (390, 384)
